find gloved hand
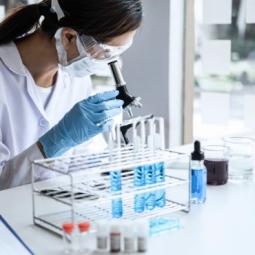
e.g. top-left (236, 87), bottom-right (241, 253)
top-left (39, 90), bottom-right (123, 158)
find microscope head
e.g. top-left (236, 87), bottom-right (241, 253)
top-left (109, 60), bottom-right (142, 117)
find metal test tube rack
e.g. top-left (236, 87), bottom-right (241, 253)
top-left (32, 116), bottom-right (191, 236)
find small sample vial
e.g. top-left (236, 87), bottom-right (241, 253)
top-left (136, 220), bottom-right (149, 253)
top-left (111, 171), bottom-right (123, 218)
top-left (96, 220), bottom-right (109, 252)
top-left (110, 222), bottom-right (121, 253)
top-left (123, 221), bottom-right (136, 253)
top-left (62, 223), bottom-right (74, 255)
top-left (191, 141), bottom-right (207, 204)
top-left (144, 164), bottom-right (156, 210)
top-left (134, 166), bottom-right (145, 213)
top-left (155, 162), bottom-right (166, 208)
top-left (78, 222), bottom-right (90, 254)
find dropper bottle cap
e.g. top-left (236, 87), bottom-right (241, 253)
top-left (191, 141), bottom-right (204, 161)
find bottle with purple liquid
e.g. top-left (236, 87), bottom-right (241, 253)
top-left (204, 145), bottom-right (229, 186)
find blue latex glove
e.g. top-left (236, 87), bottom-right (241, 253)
top-left (39, 90), bottom-right (123, 158)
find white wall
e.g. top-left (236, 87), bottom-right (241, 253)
top-left (122, 0), bottom-right (186, 147)
top-left (122, 0), bottom-right (171, 145)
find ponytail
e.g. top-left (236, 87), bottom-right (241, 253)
top-left (0, 0), bottom-right (143, 45)
top-left (0, 0), bottom-right (58, 45)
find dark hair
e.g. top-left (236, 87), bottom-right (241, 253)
top-left (0, 0), bottom-right (143, 45)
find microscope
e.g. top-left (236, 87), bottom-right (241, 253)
top-left (108, 60), bottom-right (151, 145)
top-left (109, 60), bottom-right (142, 117)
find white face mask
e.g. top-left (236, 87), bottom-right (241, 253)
top-left (54, 29), bottom-right (106, 78)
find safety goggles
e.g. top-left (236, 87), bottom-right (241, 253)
top-left (79, 34), bottom-right (133, 61)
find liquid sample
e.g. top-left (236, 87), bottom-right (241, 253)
top-left (144, 164), bottom-right (156, 210)
top-left (155, 162), bottom-right (166, 208)
top-left (204, 158), bottom-right (228, 185)
top-left (191, 168), bottom-right (207, 204)
top-left (134, 166), bottom-right (145, 213)
top-left (111, 171), bottom-right (123, 218)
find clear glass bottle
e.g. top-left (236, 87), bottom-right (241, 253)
top-left (136, 220), bottom-right (149, 253)
top-left (110, 222), bottom-right (121, 253)
top-left (123, 221), bottom-right (136, 253)
top-left (62, 223), bottom-right (74, 255)
top-left (78, 222), bottom-right (90, 254)
top-left (191, 141), bottom-right (207, 204)
top-left (96, 220), bottom-right (109, 252)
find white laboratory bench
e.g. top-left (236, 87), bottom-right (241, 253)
top-left (1, 168), bottom-right (255, 255)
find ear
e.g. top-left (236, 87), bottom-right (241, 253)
top-left (61, 28), bottom-right (78, 51)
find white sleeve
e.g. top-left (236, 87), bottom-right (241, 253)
top-left (0, 143), bottom-right (43, 191)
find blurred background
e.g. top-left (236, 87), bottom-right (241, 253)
top-left (194, 0), bottom-right (255, 141)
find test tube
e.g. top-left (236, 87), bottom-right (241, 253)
top-left (144, 118), bottom-right (156, 211)
top-left (110, 125), bottom-right (123, 219)
top-left (132, 119), bottom-right (140, 151)
top-left (148, 118), bottom-right (156, 152)
top-left (133, 119), bottom-right (146, 213)
top-left (157, 117), bottom-right (165, 150)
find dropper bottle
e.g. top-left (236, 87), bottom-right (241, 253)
top-left (191, 141), bottom-right (207, 204)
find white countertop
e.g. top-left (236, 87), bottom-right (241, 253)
top-left (1, 173), bottom-right (255, 255)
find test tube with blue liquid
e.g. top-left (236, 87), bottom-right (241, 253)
top-left (155, 162), bottom-right (166, 208)
top-left (156, 119), bottom-right (166, 208)
top-left (109, 127), bottom-right (123, 218)
top-left (111, 170), bottom-right (123, 218)
top-left (134, 165), bottom-right (145, 213)
top-left (145, 164), bottom-right (156, 210)
top-left (134, 119), bottom-right (146, 213)
top-left (144, 119), bottom-right (157, 210)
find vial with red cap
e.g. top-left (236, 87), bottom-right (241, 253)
top-left (62, 223), bottom-right (75, 254)
top-left (78, 221), bottom-right (91, 254)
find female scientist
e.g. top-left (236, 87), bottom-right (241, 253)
top-left (0, 0), bottom-right (143, 189)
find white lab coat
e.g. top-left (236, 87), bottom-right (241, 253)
top-left (0, 42), bottom-right (106, 190)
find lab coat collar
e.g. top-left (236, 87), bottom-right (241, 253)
top-left (0, 42), bottom-right (27, 76)
top-left (0, 42), bottom-right (67, 124)
top-left (25, 66), bottom-right (66, 124)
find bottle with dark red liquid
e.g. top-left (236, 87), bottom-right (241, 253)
top-left (204, 145), bottom-right (229, 186)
